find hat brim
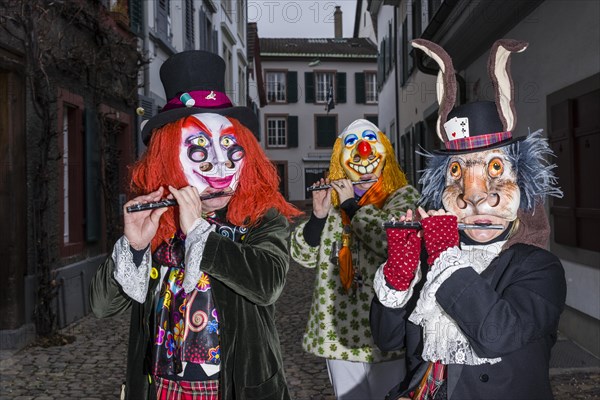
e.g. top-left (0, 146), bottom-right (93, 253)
top-left (141, 106), bottom-right (259, 145)
top-left (433, 136), bottom-right (525, 155)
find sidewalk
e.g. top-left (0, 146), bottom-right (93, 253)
top-left (1, 258), bottom-right (599, 399)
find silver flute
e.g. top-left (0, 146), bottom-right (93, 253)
top-left (306, 178), bottom-right (378, 192)
top-left (126, 191), bottom-right (232, 213)
top-left (383, 221), bottom-right (505, 230)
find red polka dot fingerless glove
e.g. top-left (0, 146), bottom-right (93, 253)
top-left (421, 215), bottom-right (459, 265)
top-left (383, 228), bottom-right (422, 291)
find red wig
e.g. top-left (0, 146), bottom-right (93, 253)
top-left (130, 116), bottom-right (302, 251)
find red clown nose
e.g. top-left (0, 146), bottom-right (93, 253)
top-left (357, 141), bottom-right (371, 157)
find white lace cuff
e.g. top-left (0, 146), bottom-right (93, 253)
top-left (373, 263), bottom-right (422, 309)
top-left (112, 235), bottom-right (152, 303)
top-left (409, 246), bottom-right (501, 365)
top-left (183, 218), bottom-right (216, 294)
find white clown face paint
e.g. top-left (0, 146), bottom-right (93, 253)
top-left (179, 113), bottom-right (245, 197)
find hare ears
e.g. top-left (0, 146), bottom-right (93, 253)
top-left (411, 38), bottom-right (528, 140)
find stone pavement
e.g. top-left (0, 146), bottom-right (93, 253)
top-left (1, 256), bottom-right (599, 399)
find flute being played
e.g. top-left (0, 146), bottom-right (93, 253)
top-left (306, 178), bottom-right (378, 192)
top-left (383, 221), bottom-right (505, 230)
top-left (126, 191), bottom-right (232, 213)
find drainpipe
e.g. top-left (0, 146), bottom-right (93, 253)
top-left (393, 7), bottom-right (400, 150)
top-left (142, 1), bottom-right (150, 97)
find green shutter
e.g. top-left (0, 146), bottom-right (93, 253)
top-left (316, 116), bottom-right (337, 148)
top-left (84, 109), bottom-right (101, 242)
top-left (336, 72), bottom-right (346, 103)
top-left (287, 71), bottom-right (297, 103)
top-left (355, 72), bottom-right (365, 104)
top-left (128, 0), bottom-right (143, 35)
top-left (287, 116), bottom-right (298, 148)
top-left (305, 72), bottom-right (315, 103)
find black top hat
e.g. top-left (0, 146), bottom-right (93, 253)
top-left (437, 101), bottom-right (523, 154)
top-left (141, 50), bottom-right (258, 145)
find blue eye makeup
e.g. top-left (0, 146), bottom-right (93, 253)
top-left (344, 134), bottom-right (358, 147)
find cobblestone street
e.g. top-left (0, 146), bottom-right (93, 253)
top-left (1, 256), bottom-right (599, 399)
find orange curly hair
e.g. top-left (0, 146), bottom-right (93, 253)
top-left (130, 116), bottom-right (302, 250)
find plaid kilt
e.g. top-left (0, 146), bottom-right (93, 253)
top-left (155, 377), bottom-right (220, 400)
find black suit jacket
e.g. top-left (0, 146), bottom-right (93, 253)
top-left (371, 243), bottom-right (566, 400)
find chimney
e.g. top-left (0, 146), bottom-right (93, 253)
top-left (334, 6), bottom-right (342, 38)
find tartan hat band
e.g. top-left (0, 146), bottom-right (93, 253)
top-left (444, 131), bottom-right (513, 151)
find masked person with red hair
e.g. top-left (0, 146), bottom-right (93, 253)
top-left (90, 51), bottom-right (301, 400)
top-left (291, 119), bottom-right (420, 399)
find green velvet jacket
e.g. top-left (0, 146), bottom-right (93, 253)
top-left (89, 208), bottom-right (292, 400)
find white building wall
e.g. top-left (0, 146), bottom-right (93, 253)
top-left (395, 1), bottom-right (600, 324)
top-left (141, 0), bottom-right (248, 108)
top-left (260, 59), bottom-right (378, 202)
top-left (460, 0), bottom-right (600, 321)
top-left (375, 5), bottom-right (398, 146)
top-left (356, 0), bottom-right (377, 44)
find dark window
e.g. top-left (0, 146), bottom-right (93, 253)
top-left (305, 168), bottom-right (329, 199)
top-left (548, 74), bottom-right (600, 252)
top-left (156, 0), bottom-right (171, 42)
top-left (365, 115), bottom-right (378, 127)
top-left (287, 71), bottom-right (298, 103)
top-left (305, 72), bottom-right (315, 103)
top-left (184, 0), bottom-right (195, 50)
top-left (315, 115), bottom-right (337, 148)
top-left (355, 72), bottom-right (365, 104)
top-left (128, 0), bottom-right (143, 35)
top-left (336, 72), bottom-right (346, 103)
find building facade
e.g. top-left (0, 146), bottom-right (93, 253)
top-left (251, 10), bottom-right (379, 204)
top-left (370, 0), bottom-right (600, 356)
top-left (0, 0), bottom-right (140, 348)
top-left (129, 0), bottom-right (250, 153)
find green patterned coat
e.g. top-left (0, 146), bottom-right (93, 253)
top-left (290, 185), bottom-right (419, 363)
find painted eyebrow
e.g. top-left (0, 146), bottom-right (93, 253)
top-left (183, 117), bottom-right (213, 138)
top-left (220, 125), bottom-right (236, 136)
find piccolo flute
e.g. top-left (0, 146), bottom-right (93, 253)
top-left (383, 221), bottom-right (505, 230)
top-left (126, 191), bottom-right (232, 213)
top-left (306, 178), bottom-right (378, 192)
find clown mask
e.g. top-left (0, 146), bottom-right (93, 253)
top-left (442, 148), bottom-right (520, 242)
top-left (339, 120), bottom-right (387, 187)
top-left (179, 113), bottom-right (245, 209)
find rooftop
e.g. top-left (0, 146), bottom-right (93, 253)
top-left (260, 38), bottom-right (377, 59)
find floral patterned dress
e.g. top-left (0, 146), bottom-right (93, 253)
top-left (291, 185), bottom-right (419, 363)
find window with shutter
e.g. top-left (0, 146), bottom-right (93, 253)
top-left (128, 0), bottom-right (143, 35)
top-left (355, 72), bottom-right (366, 104)
top-left (305, 168), bottom-right (329, 199)
top-left (548, 74), bottom-right (600, 252)
top-left (58, 89), bottom-right (86, 256)
top-left (365, 72), bottom-right (378, 103)
top-left (287, 71), bottom-right (298, 103)
top-left (315, 115), bottom-right (337, 148)
top-left (305, 72), bottom-right (315, 103)
top-left (288, 116), bottom-right (298, 148)
top-left (336, 72), bottom-right (346, 103)
top-left (315, 72), bottom-right (335, 103)
top-left (184, 0), bottom-right (195, 50)
top-left (266, 116), bottom-right (287, 148)
top-left (266, 71), bottom-right (287, 103)
top-left (156, 0), bottom-right (170, 41)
